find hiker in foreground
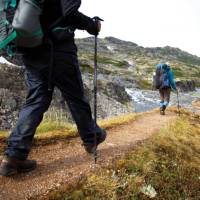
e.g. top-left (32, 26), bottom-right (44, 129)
top-left (154, 63), bottom-right (177, 115)
top-left (0, 0), bottom-right (106, 177)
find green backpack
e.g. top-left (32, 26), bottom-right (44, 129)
top-left (0, 0), bottom-right (44, 54)
top-left (0, 0), bottom-right (81, 65)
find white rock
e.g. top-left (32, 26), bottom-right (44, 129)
top-left (140, 184), bottom-right (157, 198)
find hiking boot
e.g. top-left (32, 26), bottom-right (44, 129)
top-left (0, 156), bottom-right (37, 177)
top-left (162, 105), bottom-right (166, 111)
top-left (160, 106), bottom-right (166, 115)
top-left (83, 129), bottom-right (107, 154)
top-left (160, 110), bottom-right (165, 115)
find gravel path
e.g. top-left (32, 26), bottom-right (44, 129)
top-left (0, 111), bottom-right (177, 200)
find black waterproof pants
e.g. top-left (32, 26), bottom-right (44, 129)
top-left (5, 39), bottom-right (101, 160)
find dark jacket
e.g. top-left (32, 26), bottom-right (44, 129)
top-left (41, 0), bottom-right (97, 39)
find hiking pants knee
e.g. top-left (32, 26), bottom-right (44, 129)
top-left (159, 88), bottom-right (171, 107)
top-left (5, 40), bottom-right (101, 160)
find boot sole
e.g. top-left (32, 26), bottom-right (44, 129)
top-left (84, 131), bottom-right (107, 154)
top-left (18, 164), bottom-right (37, 173)
top-left (0, 169), bottom-right (18, 177)
top-left (0, 164), bottom-right (37, 177)
top-left (98, 132), bottom-right (106, 145)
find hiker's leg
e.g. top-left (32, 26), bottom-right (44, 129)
top-left (159, 89), bottom-right (164, 107)
top-left (159, 89), bottom-right (166, 114)
top-left (163, 88), bottom-right (171, 108)
top-left (5, 59), bottom-right (53, 160)
top-left (53, 43), bottom-right (102, 144)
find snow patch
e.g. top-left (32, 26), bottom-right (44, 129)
top-left (127, 60), bottom-right (134, 66)
top-left (107, 45), bottom-right (115, 52)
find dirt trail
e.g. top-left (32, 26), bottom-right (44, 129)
top-left (0, 112), bottom-right (177, 200)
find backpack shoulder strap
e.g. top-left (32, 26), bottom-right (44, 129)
top-left (10, 0), bottom-right (17, 8)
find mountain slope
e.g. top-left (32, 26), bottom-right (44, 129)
top-left (77, 37), bottom-right (200, 89)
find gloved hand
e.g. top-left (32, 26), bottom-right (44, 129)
top-left (172, 88), bottom-right (177, 93)
top-left (86, 16), bottom-right (103, 36)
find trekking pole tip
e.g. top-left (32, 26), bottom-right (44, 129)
top-left (94, 150), bottom-right (98, 164)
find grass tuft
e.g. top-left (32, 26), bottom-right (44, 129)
top-left (36, 122), bottom-right (75, 134)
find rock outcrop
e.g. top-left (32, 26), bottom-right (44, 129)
top-left (0, 64), bottom-right (133, 130)
top-left (176, 80), bottom-right (196, 92)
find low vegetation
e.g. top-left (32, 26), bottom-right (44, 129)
top-left (0, 112), bottom-right (137, 144)
top-left (35, 113), bottom-right (137, 141)
top-left (1, 108), bottom-right (200, 199)
top-left (46, 114), bottom-right (200, 200)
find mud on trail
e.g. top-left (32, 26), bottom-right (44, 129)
top-left (0, 111), bottom-right (177, 200)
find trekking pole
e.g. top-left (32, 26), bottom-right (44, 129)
top-left (93, 17), bottom-right (103, 164)
top-left (93, 34), bottom-right (98, 164)
top-left (176, 90), bottom-right (181, 116)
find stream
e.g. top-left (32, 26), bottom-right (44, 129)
top-left (126, 88), bottom-right (200, 113)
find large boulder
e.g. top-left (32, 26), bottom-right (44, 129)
top-left (97, 80), bottom-right (132, 104)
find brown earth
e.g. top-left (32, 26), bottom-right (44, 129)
top-left (0, 111), bottom-right (177, 200)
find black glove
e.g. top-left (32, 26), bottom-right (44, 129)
top-left (86, 16), bottom-right (103, 36)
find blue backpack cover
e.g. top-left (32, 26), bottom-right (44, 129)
top-left (155, 63), bottom-right (170, 89)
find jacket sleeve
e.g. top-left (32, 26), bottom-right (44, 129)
top-left (66, 11), bottom-right (99, 35)
top-left (169, 70), bottom-right (177, 90)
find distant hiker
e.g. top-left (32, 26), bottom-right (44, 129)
top-left (0, 0), bottom-right (106, 177)
top-left (154, 63), bottom-right (177, 115)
